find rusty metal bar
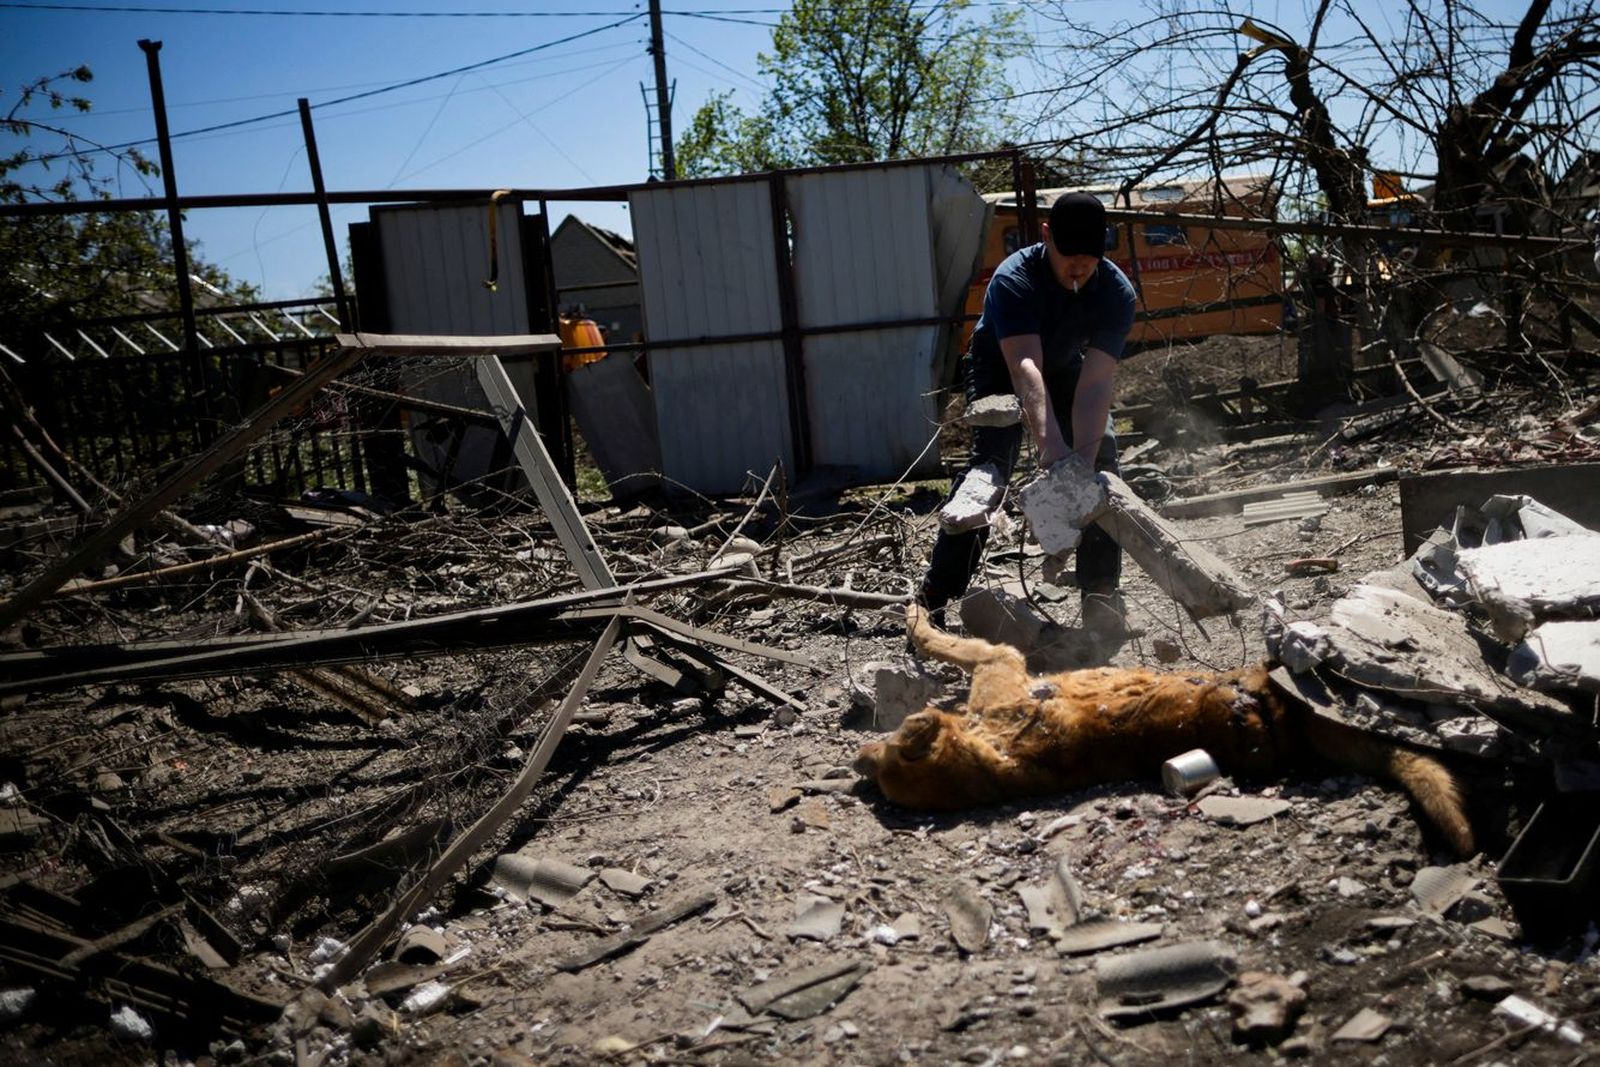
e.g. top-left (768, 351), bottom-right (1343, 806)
top-left (297, 98), bottom-right (351, 330)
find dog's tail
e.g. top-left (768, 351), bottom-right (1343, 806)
top-left (1306, 715), bottom-right (1475, 856)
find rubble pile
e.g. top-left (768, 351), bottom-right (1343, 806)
top-left (0, 367), bottom-right (1597, 1065)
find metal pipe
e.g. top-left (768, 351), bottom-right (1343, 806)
top-left (138, 39), bottom-right (210, 437)
top-left (767, 173), bottom-right (809, 476)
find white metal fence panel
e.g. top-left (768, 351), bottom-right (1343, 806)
top-left (371, 199), bottom-right (535, 490)
top-left (787, 165), bottom-right (945, 480)
top-left (629, 181), bottom-right (792, 494)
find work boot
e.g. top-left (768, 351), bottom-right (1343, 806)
top-left (1081, 591), bottom-right (1137, 639)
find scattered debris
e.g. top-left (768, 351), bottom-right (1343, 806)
top-left (1329, 1006), bottom-right (1392, 1043)
top-left (1227, 971), bottom-right (1308, 1046)
top-left (1095, 940), bottom-right (1236, 1020)
top-left (1195, 795), bottom-right (1292, 827)
top-left (941, 882), bottom-right (993, 954)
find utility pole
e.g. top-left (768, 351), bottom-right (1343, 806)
top-left (647, 0), bottom-right (675, 180)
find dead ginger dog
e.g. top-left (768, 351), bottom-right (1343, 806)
top-left (853, 603), bottom-right (1475, 855)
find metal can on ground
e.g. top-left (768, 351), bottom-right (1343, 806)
top-left (1162, 748), bottom-right (1220, 796)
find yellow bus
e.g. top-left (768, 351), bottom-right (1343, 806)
top-left (966, 175), bottom-right (1284, 348)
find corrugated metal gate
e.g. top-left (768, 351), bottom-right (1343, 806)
top-left (630, 163), bottom-right (987, 494)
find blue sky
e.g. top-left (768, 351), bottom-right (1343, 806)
top-left (3, 1), bottom-right (1569, 300)
top-left (3, 1), bottom-right (785, 298)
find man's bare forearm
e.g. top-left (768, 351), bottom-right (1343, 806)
top-left (1000, 337), bottom-right (1067, 465)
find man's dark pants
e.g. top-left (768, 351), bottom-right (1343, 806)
top-left (919, 345), bottom-right (1121, 612)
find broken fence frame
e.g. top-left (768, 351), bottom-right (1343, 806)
top-left (1, 331), bottom-right (834, 984)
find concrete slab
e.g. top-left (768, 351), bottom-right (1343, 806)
top-left (1314, 583), bottom-right (1578, 738)
top-left (1508, 620), bottom-right (1600, 694)
top-left (1457, 535), bottom-right (1600, 641)
top-left (1095, 473), bottom-right (1255, 619)
top-left (1398, 463), bottom-right (1600, 553)
top-left (1267, 665), bottom-right (1507, 758)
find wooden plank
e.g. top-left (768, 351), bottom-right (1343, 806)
top-left (552, 888), bottom-right (717, 973)
top-left (322, 616), bottom-right (622, 989)
top-left (335, 332), bottom-right (561, 357)
top-left (0, 569), bottom-right (742, 696)
top-left (476, 355), bottom-right (615, 590)
top-left (1159, 468), bottom-right (1399, 520)
top-left (0, 335), bottom-right (373, 630)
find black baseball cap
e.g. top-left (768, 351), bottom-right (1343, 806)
top-left (1048, 192), bottom-right (1107, 258)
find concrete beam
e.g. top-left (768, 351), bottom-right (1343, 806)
top-left (1018, 459), bottom-right (1253, 619)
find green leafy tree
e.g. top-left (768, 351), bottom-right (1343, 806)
top-left (1, 66), bottom-right (256, 355)
top-left (675, 0), bottom-right (1024, 177)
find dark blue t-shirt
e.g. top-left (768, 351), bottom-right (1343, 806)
top-left (972, 244), bottom-right (1137, 375)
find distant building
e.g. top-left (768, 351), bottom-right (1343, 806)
top-left (549, 215), bottom-right (642, 341)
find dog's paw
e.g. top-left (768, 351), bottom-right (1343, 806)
top-left (894, 711), bottom-right (943, 761)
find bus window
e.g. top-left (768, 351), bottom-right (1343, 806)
top-left (1003, 227), bottom-right (1023, 254)
top-left (1143, 186), bottom-right (1185, 202)
top-left (1105, 226), bottom-right (1119, 251)
top-left (1144, 223), bottom-right (1187, 246)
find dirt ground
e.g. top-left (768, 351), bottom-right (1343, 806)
top-left (2, 355), bottom-right (1599, 1067)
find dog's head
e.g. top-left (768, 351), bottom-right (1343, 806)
top-left (854, 709), bottom-right (1006, 810)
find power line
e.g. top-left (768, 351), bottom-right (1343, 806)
top-left (45, 39), bottom-right (641, 117)
top-left (0, 2), bottom-right (644, 14)
top-left (30, 14), bottom-right (645, 162)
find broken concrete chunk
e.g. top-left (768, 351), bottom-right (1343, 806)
top-left (1196, 795), bottom-right (1292, 827)
top-left (1278, 621), bottom-right (1333, 674)
top-left (1317, 583), bottom-right (1575, 736)
top-left (789, 894), bottom-right (845, 942)
top-left (962, 394), bottom-right (1022, 427)
top-left (1508, 620), bottom-right (1600, 694)
top-left (1095, 940), bottom-right (1236, 1020)
top-left (1410, 865), bottom-right (1479, 915)
top-left (489, 854), bottom-right (594, 907)
top-left (108, 1004), bottom-right (154, 1042)
top-left (889, 912), bottom-right (922, 942)
top-left (941, 882), bottom-right (992, 954)
top-left (1096, 473), bottom-right (1255, 619)
top-left (1481, 494), bottom-right (1593, 541)
top-left (1330, 1006), bottom-right (1391, 1042)
top-left (939, 463), bottom-right (1006, 534)
top-left (1228, 971), bottom-right (1307, 1046)
top-left (1431, 715), bottom-right (1506, 757)
top-left (598, 868), bottom-right (652, 898)
top-left (1017, 455), bottom-right (1106, 557)
top-left (1458, 534), bottom-right (1600, 641)
top-left (847, 658), bottom-right (949, 732)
